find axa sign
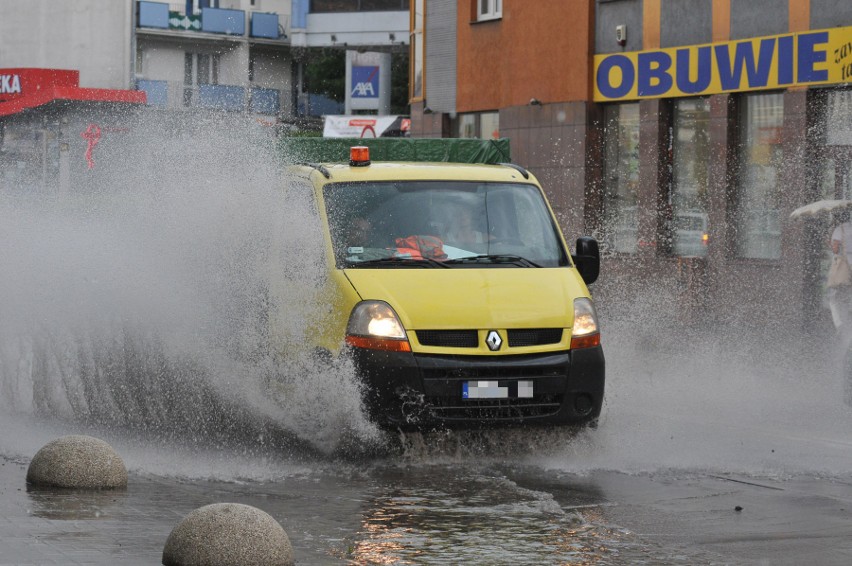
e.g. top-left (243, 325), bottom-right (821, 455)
top-left (351, 65), bottom-right (379, 99)
top-left (594, 26), bottom-right (852, 102)
top-left (0, 74), bottom-right (22, 95)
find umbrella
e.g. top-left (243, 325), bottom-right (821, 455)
top-left (790, 199), bottom-right (852, 219)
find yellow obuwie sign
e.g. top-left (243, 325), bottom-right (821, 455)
top-left (594, 26), bottom-right (852, 102)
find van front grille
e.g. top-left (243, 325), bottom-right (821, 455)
top-left (507, 328), bottom-right (563, 347)
top-left (416, 329), bottom-right (564, 348)
top-left (416, 330), bottom-right (478, 348)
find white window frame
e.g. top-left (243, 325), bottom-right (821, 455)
top-left (478, 0), bottom-right (501, 22)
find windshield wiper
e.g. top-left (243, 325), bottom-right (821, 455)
top-left (346, 256), bottom-right (450, 268)
top-left (443, 254), bottom-right (541, 267)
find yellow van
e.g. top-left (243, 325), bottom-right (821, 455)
top-left (283, 144), bottom-right (604, 430)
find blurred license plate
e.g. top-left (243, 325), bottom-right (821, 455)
top-left (462, 380), bottom-right (534, 399)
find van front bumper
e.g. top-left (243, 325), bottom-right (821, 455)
top-left (349, 346), bottom-right (605, 430)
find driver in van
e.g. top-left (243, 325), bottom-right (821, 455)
top-left (445, 207), bottom-right (489, 248)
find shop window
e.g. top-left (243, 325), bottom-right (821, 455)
top-left (670, 97), bottom-right (711, 258)
top-left (601, 103), bottom-right (640, 254)
top-left (479, 112), bottom-right (499, 139)
top-left (455, 112), bottom-right (499, 139)
top-left (477, 0), bottom-right (501, 21)
top-left (736, 92), bottom-right (784, 260)
top-left (825, 89), bottom-right (852, 149)
top-left (820, 90), bottom-right (852, 200)
top-left (457, 114), bottom-right (476, 138)
top-left (0, 118), bottom-right (59, 193)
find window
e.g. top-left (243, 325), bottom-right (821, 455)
top-left (135, 48), bottom-right (144, 77)
top-left (188, 0), bottom-right (219, 13)
top-left (184, 52), bottom-right (220, 106)
top-left (455, 112), bottom-right (499, 139)
top-left (0, 118), bottom-right (58, 193)
top-left (477, 0), bottom-right (501, 21)
top-left (825, 89), bottom-right (852, 148)
top-left (479, 112), bottom-right (499, 139)
top-left (324, 181), bottom-right (568, 267)
top-left (736, 93), bottom-right (784, 260)
top-left (311, 0), bottom-right (409, 11)
top-left (457, 114), bottom-right (476, 138)
top-left (601, 103), bottom-right (640, 254)
top-left (670, 98), bottom-right (711, 257)
top-left (409, 0), bottom-right (424, 101)
top-left (818, 90), bottom-right (852, 200)
top-left (250, 87), bottom-right (280, 115)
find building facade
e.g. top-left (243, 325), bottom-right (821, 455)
top-left (411, 0), bottom-right (852, 334)
top-left (0, 0), bottom-right (294, 117)
top-left (0, 0), bottom-right (409, 121)
top-left (0, 0), bottom-right (410, 193)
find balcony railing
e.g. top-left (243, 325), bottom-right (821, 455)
top-left (136, 80), bottom-right (282, 115)
top-left (137, 1), bottom-right (289, 40)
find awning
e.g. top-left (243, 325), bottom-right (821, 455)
top-left (0, 68), bottom-right (146, 117)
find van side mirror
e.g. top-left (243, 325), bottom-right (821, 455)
top-left (572, 236), bottom-right (600, 284)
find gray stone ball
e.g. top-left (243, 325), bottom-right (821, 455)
top-left (26, 435), bottom-right (128, 489)
top-left (162, 503), bottom-right (294, 566)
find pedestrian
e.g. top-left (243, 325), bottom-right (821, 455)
top-left (827, 209), bottom-right (852, 331)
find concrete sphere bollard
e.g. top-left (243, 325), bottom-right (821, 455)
top-left (26, 435), bottom-right (128, 489)
top-left (162, 503), bottom-right (294, 566)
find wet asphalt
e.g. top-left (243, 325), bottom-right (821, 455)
top-left (3, 324), bottom-right (852, 565)
top-left (4, 448), bottom-right (852, 565)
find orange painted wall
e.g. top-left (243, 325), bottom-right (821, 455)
top-left (455, 0), bottom-right (593, 112)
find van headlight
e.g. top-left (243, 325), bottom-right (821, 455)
top-left (345, 301), bottom-right (411, 352)
top-left (570, 297), bottom-right (601, 349)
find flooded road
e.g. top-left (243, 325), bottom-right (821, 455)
top-left (2, 327), bottom-right (852, 565)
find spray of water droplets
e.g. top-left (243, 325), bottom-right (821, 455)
top-left (0, 112), bottom-right (381, 461)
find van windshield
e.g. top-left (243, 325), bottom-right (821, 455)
top-left (323, 181), bottom-right (569, 268)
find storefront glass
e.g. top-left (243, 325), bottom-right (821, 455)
top-left (736, 92), bottom-right (784, 260)
top-left (456, 114), bottom-right (476, 138)
top-left (601, 103), bottom-right (640, 254)
top-left (671, 97), bottom-right (710, 257)
top-left (454, 112), bottom-right (498, 139)
top-left (821, 89), bottom-right (852, 200)
top-left (479, 112), bottom-right (499, 139)
top-left (0, 117), bottom-right (58, 193)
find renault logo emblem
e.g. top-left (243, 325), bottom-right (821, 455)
top-left (485, 330), bottom-right (503, 351)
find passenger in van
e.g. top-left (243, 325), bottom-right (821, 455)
top-left (445, 208), bottom-right (490, 249)
top-left (345, 217), bottom-right (390, 261)
top-left (348, 217), bottom-right (373, 247)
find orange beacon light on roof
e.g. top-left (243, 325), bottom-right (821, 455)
top-left (350, 146), bottom-right (370, 166)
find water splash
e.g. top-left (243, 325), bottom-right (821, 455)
top-left (0, 113), bottom-right (379, 458)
